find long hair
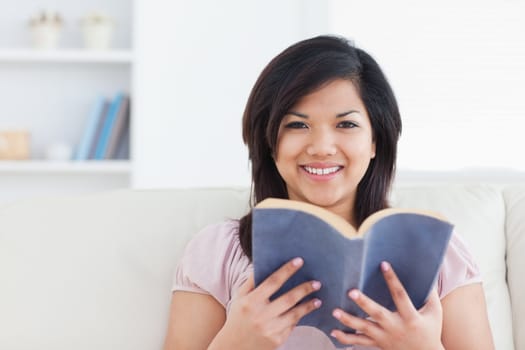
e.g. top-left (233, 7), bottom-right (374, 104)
top-left (239, 35), bottom-right (402, 260)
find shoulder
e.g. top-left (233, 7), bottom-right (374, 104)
top-left (184, 220), bottom-right (241, 254)
top-left (438, 231), bottom-right (482, 298)
top-left (172, 220), bottom-right (251, 308)
top-left (184, 220), bottom-right (249, 279)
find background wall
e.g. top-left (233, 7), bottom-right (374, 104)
top-left (133, 0), bottom-right (329, 188)
top-left (132, 0), bottom-right (525, 188)
top-left (330, 0), bottom-right (525, 173)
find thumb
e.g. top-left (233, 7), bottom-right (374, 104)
top-left (421, 288), bottom-right (442, 315)
top-left (237, 272), bottom-right (255, 296)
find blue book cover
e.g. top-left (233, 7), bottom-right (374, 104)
top-left (94, 93), bottom-right (125, 160)
top-left (88, 101), bottom-right (110, 159)
top-left (104, 95), bottom-right (130, 159)
top-left (252, 198), bottom-right (453, 348)
top-left (73, 96), bottom-right (107, 161)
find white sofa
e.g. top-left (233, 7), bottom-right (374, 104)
top-left (0, 183), bottom-right (523, 349)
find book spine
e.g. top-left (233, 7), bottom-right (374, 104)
top-left (88, 100), bottom-right (110, 159)
top-left (73, 95), bottom-right (106, 161)
top-left (93, 93), bottom-right (124, 160)
top-left (104, 95), bottom-right (130, 159)
top-left (114, 124), bottom-right (130, 160)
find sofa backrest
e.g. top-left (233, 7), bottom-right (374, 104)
top-left (392, 184), bottom-right (514, 349)
top-left (0, 188), bottom-right (250, 350)
top-left (0, 185), bottom-right (521, 349)
top-left (504, 186), bottom-right (525, 350)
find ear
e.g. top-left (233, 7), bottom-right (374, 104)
top-left (371, 141), bottom-right (376, 159)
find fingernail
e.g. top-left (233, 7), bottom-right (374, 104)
top-left (333, 310), bottom-right (342, 319)
top-left (312, 281), bottom-right (321, 290)
top-left (349, 290), bottom-right (359, 300)
top-left (292, 257), bottom-right (303, 267)
top-left (381, 261), bottom-right (390, 272)
top-left (330, 331), bottom-right (337, 338)
top-left (313, 299), bottom-right (322, 308)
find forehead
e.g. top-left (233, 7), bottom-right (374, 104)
top-left (290, 79), bottom-right (365, 112)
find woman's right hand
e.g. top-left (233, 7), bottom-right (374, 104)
top-left (208, 257), bottom-right (322, 350)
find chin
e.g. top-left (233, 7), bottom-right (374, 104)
top-left (305, 194), bottom-right (342, 208)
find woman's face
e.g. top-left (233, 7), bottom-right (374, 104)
top-left (274, 79), bottom-right (376, 223)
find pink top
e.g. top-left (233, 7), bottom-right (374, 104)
top-left (173, 220), bottom-right (481, 350)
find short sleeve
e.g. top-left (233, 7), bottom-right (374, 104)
top-left (172, 220), bottom-right (251, 308)
top-left (437, 231), bottom-right (482, 298)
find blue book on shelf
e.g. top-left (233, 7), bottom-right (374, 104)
top-left (104, 95), bottom-right (130, 159)
top-left (94, 93), bottom-right (125, 160)
top-left (73, 95), bottom-right (107, 161)
top-left (88, 101), bottom-right (110, 159)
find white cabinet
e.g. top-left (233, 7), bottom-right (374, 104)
top-left (0, 0), bottom-right (133, 204)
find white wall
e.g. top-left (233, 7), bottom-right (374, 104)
top-left (133, 0), bottom-right (525, 189)
top-left (329, 0), bottom-right (525, 172)
top-left (132, 0), bottom-right (330, 188)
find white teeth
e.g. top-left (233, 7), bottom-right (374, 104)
top-left (304, 166), bottom-right (340, 175)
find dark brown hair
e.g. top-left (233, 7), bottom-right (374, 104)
top-left (239, 35), bottom-right (402, 260)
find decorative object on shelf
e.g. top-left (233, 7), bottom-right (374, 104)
top-left (28, 11), bottom-right (63, 49)
top-left (45, 141), bottom-right (73, 161)
top-left (81, 12), bottom-right (115, 50)
top-left (0, 130), bottom-right (30, 160)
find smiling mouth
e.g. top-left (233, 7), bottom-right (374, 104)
top-left (302, 166), bottom-right (343, 175)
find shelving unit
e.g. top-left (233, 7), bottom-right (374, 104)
top-left (0, 48), bottom-right (133, 63)
top-left (0, 160), bottom-right (131, 174)
top-left (0, 0), bottom-right (134, 204)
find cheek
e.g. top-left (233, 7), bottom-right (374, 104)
top-left (341, 137), bottom-right (375, 157)
top-left (275, 135), bottom-right (302, 162)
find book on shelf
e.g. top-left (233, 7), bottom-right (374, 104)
top-left (93, 92), bottom-right (130, 160)
top-left (252, 198), bottom-right (453, 348)
top-left (73, 95), bottom-right (108, 161)
top-left (88, 100), bottom-right (110, 159)
top-left (104, 95), bottom-right (130, 159)
top-left (113, 123), bottom-right (130, 160)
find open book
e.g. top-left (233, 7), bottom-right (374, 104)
top-left (252, 198), bottom-right (453, 347)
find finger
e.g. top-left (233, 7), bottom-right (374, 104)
top-left (330, 329), bottom-right (377, 347)
top-left (347, 289), bottom-right (392, 328)
top-left (255, 257), bottom-right (304, 299)
top-left (269, 280), bottom-right (322, 316)
top-left (279, 296), bottom-right (322, 328)
top-left (332, 308), bottom-right (382, 340)
top-left (237, 272), bottom-right (255, 296)
top-left (380, 261), bottom-right (417, 320)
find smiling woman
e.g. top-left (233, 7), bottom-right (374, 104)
top-left (163, 35), bottom-right (494, 350)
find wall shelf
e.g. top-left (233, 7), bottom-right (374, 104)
top-left (0, 48), bottom-right (133, 64)
top-left (0, 160), bottom-right (131, 174)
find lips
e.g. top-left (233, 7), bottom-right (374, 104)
top-left (302, 165), bottom-right (342, 175)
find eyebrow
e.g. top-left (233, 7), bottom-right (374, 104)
top-left (287, 110), bottom-right (361, 118)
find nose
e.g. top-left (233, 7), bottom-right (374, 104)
top-left (306, 128), bottom-right (337, 156)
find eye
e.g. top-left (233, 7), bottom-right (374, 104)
top-left (337, 120), bottom-right (358, 129)
top-left (284, 121), bottom-right (308, 129)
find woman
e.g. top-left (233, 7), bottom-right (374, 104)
top-left (163, 35), bottom-right (494, 349)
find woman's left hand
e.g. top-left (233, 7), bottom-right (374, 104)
top-left (330, 261), bottom-right (444, 350)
